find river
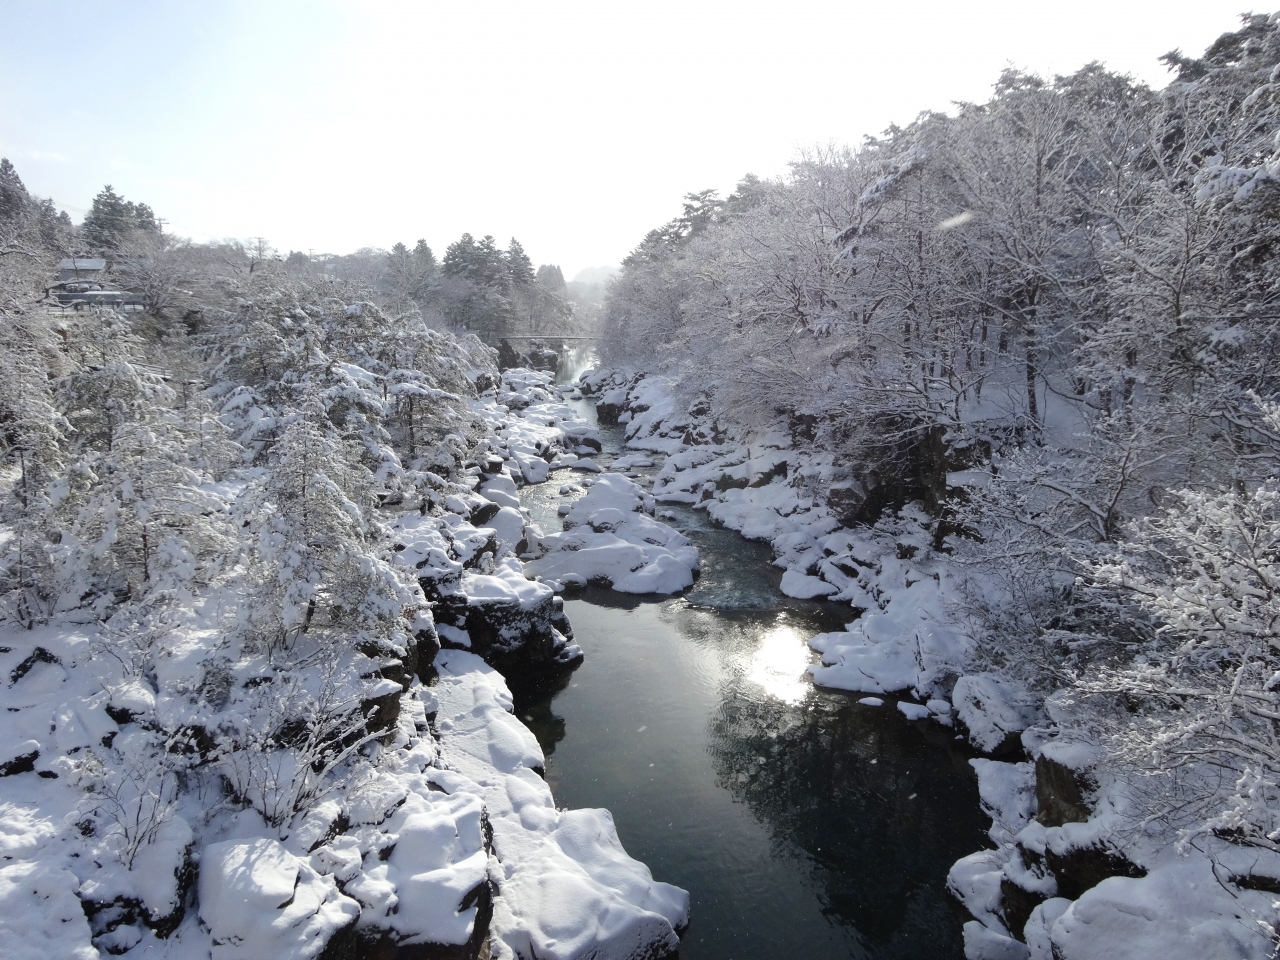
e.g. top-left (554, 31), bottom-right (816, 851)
top-left (508, 367), bottom-right (989, 960)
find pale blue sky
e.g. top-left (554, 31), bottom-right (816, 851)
top-left (0, 1), bottom-right (1248, 275)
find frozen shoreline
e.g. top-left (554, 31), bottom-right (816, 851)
top-left (579, 366), bottom-right (1280, 960)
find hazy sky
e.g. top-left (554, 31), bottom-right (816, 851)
top-left (0, 1), bottom-right (1250, 276)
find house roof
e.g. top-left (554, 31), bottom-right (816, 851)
top-left (56, 258), bottom-right (106, 271)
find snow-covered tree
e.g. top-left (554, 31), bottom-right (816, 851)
top-left (242, 404), bottom-right (418, 655)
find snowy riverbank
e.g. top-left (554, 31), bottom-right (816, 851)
top-left (0, 368), bottom-right (688, 960)
top-left (579, 366), bottom-right (1280, 960)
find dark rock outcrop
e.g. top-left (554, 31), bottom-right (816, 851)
top-left (430, 588), bottom-right (581, 675)
top-left (1044, 842), bottom-right (1145, 900)
top-left (1034, 756), bottom-right (1093, 827)
top-left (497, 338), bottom-right (561, 373)
top-left (0, 749), bottom-right (38, 776)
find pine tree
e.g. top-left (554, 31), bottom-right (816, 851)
top-left (440, 233), bottom-right (515, 336)
top-left (506, 238), bottom-right (535, 287)
top-left (412, 239), bottom-right (437, 273)
top-left (0, 158), bottom-right (30, 223)
top-left (246, 403), bottom-right (417, 654)
top-left (442, 233), bottom-right (479, 281)
top-left (82, 185), bottom-right (159, 252)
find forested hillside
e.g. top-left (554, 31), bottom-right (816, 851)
top-left (593, 14), bottom-right (1280, 956)
top-left (0, 154), bottom-right (691, 960)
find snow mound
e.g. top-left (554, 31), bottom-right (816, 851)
top-left (780, 570), bottom-right (838, 599)
top-left (199, 838), bottom-right (360, 960)
top-left (524, 475), bottom-right (700, 594)
top-left (343, 786), bottom-right (490, 947)
top-left (1044, 857), bottom-right (1276, 960)
top-left (0, 862), bottom-right (98, 960)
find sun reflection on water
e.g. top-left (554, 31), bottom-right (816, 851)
top-left (746, 623), bottom-right (813, 704)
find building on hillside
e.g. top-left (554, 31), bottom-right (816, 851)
top-left (55, 258), bottom-right (106, 282)
top-left (48, 258), bottom-right (141, 310)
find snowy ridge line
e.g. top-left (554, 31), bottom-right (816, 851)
top-left (578, 366), bottom-right (1280, 960)
top-left (0, 365), bottom-right (688, 960)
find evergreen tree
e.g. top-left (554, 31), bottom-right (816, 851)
top-left (440, 233), bottom-right (515, 336)
top-left (506, 238), bottom-right (535, 287)
top-left (679, 189), bottom-right (721, 237)
top-left (0, 158), bottom-right (30, 223)
top-left (536, 264), bottom-right (566, 294)
top-left (82, 185), bottom-right (159, 252)
top-left (442, 233), bottom-right (479, 281)
top-left (412, 239), bottom-right (437, 273)
top-left (245, 402), bottom-right (417, 654)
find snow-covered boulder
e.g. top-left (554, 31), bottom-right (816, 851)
top-left (393, 515), bottom-right (581, 673)
top-left (199, 838), bottom-right (360, 960)
top-left (1043, 858), bottom-right (1276, 960)
top-left (0, 862), bottom-right (98, 960)
top-left (340, 786), bottom-right (491, 950)
top-left (953, 674), bottom-right (1040, 755)
top-left (523, 475), bottom-right (700, 594)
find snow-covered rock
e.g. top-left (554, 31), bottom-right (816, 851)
top-left (199, 839), bottom-right (360, 960)
top-left (897, 701), bottom-right (931, 720)
top-left (393, 514), bottom-right (581, 672)
top-left (1044, 857), bottom-right (1276, 960)
top-left (953, 674), bottom-right (1040, 755)
top-left (0, 861), bottom-right (98, 960)
top-left (524, 475), bottom-right (700, 594)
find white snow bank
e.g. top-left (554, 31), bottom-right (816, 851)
top-left (808, 566), bottom-right (970, 699)
top-left (0, 861), bottom-right (98, 960)
top-left (199, 838), bottom-right (360, 960)
top-left (432, 651), bottom-right (688, 960)
top-left (524, 475), bottom-right (700, 594)
top-left (953, 674), bottom-right (1040, 754)
top-left (1044, 857), bottom-right (1275, 960)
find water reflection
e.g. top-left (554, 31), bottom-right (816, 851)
top-left (705, 666), bottom-right (985, 958)
top-left (509, 595), bottom-right (986, 960)
top-left (746, 624), bottom-right (812, 705)
top-left (506, 392), bottom-right (987, 959)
